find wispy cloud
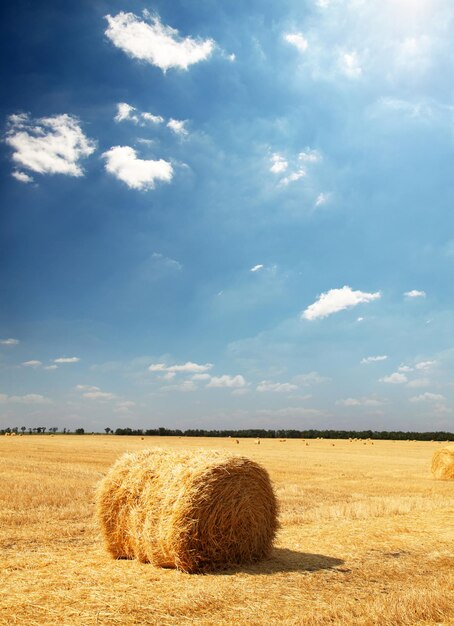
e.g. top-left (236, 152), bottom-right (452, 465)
top-left (21, 360), bottom-right (42, 368)
top-left (250, 264), bottom-right (264, 272)
top-left (0, 393), bottom-right (52, 404)
top-left (105, 12), bottom-right (215, 72)
top-left (0, 338), bottom-right (20, 346)
top-left (361, 355), bottom-right (388, 364)
top-left (257, 381), bottom-right (298, 393)
top-left (149, 361), bottom-right (213, 374)
top-left (409, 392), bottom-right (445, 402)
top-left (302, 286), bottom-right (381, 320)
top-left (54, 356), bottom-right (80, 364)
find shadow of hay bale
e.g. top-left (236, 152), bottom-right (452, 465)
top-left (213, 548), bottom-right (344, 575)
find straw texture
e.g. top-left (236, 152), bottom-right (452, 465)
top-left (96, 448), bottom-right (278, 573)
top-left (431, 444), bottom-right (454, 479)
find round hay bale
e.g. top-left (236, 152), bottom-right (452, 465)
top-left (96, 448), bottom-right (278, 573)
top-left (431, 444), bottom-right (454, 480)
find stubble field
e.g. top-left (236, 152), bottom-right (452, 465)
top-left (1, 435), bottom-right (453, 625)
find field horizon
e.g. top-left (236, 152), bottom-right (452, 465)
top-left (1, 435), bottom-right (453, 625)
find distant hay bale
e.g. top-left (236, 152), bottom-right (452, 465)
top-left (431, 445), bottom-right (454, 480)
top-left (96, 448), bottom-right (278, 573)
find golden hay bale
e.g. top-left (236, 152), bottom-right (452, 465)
top-left (96, 448), bottom-right (278, 573)
top-left (431, 444), bottom-right (454, 480)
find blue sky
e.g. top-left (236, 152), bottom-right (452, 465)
top-left (1, 0), bottom-right (454, 432)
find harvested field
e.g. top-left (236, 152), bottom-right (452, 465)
top-left (1, 435), bottom-right (453, 625)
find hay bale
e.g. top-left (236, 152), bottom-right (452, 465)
top-left (431, 444), bottom-right (454, 480)
top-left (96, 448), bottom-right (278, 573)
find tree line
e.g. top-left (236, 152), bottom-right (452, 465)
top-left (2, 426), bottom-right (452, 441)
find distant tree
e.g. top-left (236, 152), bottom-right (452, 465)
top-left (21, 426), bottom-right (26, 434)
top-left (75, 428), bottom-right (85, 434)
top-left (49, 427), bottom-right (58, 433)
top-left (105, 427), bottom-right (111, 434)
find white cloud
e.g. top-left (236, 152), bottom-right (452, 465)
top-left (257, 381), bottom-right (298, 393)
top-left (302, 286), bottom-right (381, 320)
top-left (105, 12), bottom-right (215, 72)
top-left (280, 169), bottom-right (306, 186)
top-left (167, 118), bottom-right (188, 136)
top-left (191, 373), bottom-right (211, 381)
top-left (361, 355), bottom-right (388, 364)
top-left (44, 365), bottom-right (58, 371)
top-left (339, 50), bottom-right (362, 78)
top-left (115, 102), bottom-right (164, 125)
top-left (250, 264), bottom-right (264, 272)
top-left (22, 360), bottom-right (42, 368)
top-left (284, 33), bottom-right (309, 53)
top-left (114, 400), bottom-right (137, 414)
top-left (270, 153), bottom-right (288, 174)
top-left (7, 394), bottom-right (52, 405)
top-left (102, 146), bottom-right (173, 191)
top-left (83, 390), bottom-right (116, 400)
top-left (407, 378), bottom-right (430, 388)
top-left (149, 361), bottom-right (213, 374)
top-left (409, 392), bottom-right (445, 403)
top-left (315, 192), bottom-right (329, 207)
top-left (75, 385), bottom-right (100, 392)
top-left (404, 290), bottom-right (426, 298)
top-left (54, 356), bottom-right (80, 364)
top-left (0, 338), bottom-right (20, 345)
top-left (415, 360), bottom-right (436, 370)
top-left (206, 375), bottom-right (246, 388)
top-left (337, 397), bottom-right (383, 407)
top-left (380, 372), bottom-right (407, 384)
top-left (5, 113), bottom-right (95, 177)
top-left (12, 170), bottom-right (33, 184)
top-left (398, 365), bottom-right (413, 372)
top-left (292, 371), bottom-right (329, 386)
top-left (298, 149), bottom-right (321, 163)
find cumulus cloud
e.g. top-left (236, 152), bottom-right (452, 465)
top-left (54, 357), bottom-right (80, 364)
top-left (270, 153), bottom-right (288, 174)
top-left (302, 286), bottom-right (381, 320)
top-left (280, 169), bottom-right (306, 186)
top-left (0, 338), bottom-right (20, 345)
top-left (102, 146), bottom-right (173, 190)
top-left (380, 372), bottom-right (407, 384)
top-left (361, 355), bottom-right (388, 364)
top-left (105, 12), bottom-right (215, 72)
top-left (250, 264), bottom-right (264, 272)
top-left (206, 375), bottom-right (246, 388)
top-left (149, 361), bottom-right (213, 374)
top-left (405, 290), bottom-right (426, 298)
top-left (167, 119), bottom-right (188, 136)
top-left (284, 33), bottom-right (309, 53)
top-left (115, 102), bottom-right (164, 125)
top-left (5, 113), bottom-right (95, 177)
top-left (407, 378), bottom-right (430, 388)
top-left (257, 381), bottom-right (298, 393)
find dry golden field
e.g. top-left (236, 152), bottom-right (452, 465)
top-left (1, 435), bottom-right (453, 626)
